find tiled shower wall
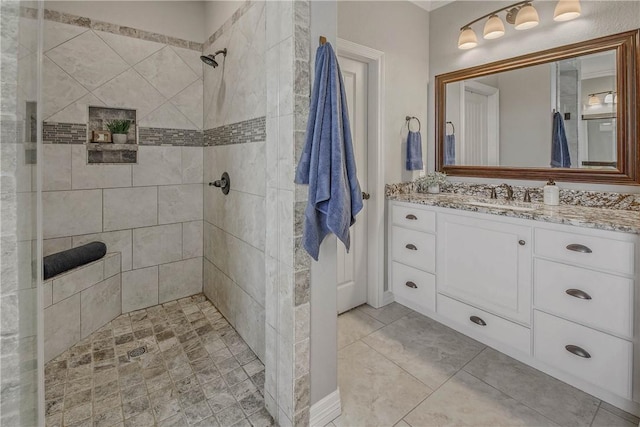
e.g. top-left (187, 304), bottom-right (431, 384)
top-left (41, 12), bottom-right (205, 314)
top-left (0, 4), bottom-right (40, 426)
top-left (264, 1), bottom-right (312, 425)
top-left (202, 2), bottom-right (267, 363)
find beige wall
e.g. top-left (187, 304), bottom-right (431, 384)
top-left (428, 0), bottom-right (640, 191)
top-left (45, 1), bottom-right (207, 42)
top-left (338, 1), bottom-right (430, 184)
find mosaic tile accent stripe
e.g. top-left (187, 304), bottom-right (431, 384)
top-left (43, 123), bottom-right (205, 147)
top-left (139, 127), bottom-right (204, 147)
top-left (20, 7), bottom-right (202, 52)
top-left (386, 181), bottom-right (640, 212)
top-left (204, 117), bottom-right (266, 146)
top-left (203, 1), bottom-right (255, 51)
top-left (43, 122), bottom-right (87, 144)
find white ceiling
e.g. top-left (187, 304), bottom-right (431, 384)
top-left (409, 0), bottom-right (455, 12)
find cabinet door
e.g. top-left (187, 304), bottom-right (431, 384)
top-left (437, 213), bottom-right (532, 325)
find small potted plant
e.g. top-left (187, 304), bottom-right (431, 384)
top-left (106, 119), bottom-right (131, 144)
top-left (416, 171), bottom-right (447, 194)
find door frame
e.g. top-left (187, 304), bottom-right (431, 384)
top-left (337, 38), bottom-right (386, 308)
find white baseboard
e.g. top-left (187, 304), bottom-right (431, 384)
top-left (382, 290), bottom-right (395, 306)
top-left (309, 388), bottom-right (341, 427)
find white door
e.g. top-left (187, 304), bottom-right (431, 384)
top-left (464, 90), bottom-right (489, 165)
top-left (462, 81), bottom-right (499, 166)
top-left (337, 55), bottom-right (368, 314)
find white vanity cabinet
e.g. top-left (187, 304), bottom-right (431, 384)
top-left (437, 213), bottom-right (532, 325)
top-left (387, 200), bottom-right (639, 414)
top-left (389, 202), bottom-right (437, 314)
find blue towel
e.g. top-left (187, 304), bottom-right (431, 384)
top-left (294, 42), bottom-right (363, 261)
top-left (406, 131), bottom-right (423, 170)
top-left (445, 134), bottom-right (456, 165)
top-left (550, 112), bottom-right (571, 168)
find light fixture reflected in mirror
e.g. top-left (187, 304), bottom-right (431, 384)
top-left (588, 94), bottom-right (601, 106)
top-left (457, 0), bottom-right (580, 50)
top-left (604, 92), bottom-right (614, 104)
top-left (554, 0), bottom-right (581, 21)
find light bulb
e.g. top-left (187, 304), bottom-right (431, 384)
top-left (458, 27), bottom-right (478, 50)
top-left (554, 0), bottom-right (581, 22)
top-left (483, 15), bottom-right (505, 39)
top-left (515, 3), bottom-right (540, 30)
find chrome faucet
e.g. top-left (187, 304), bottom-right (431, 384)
top-left (500, 183), bottom-right (514, 201)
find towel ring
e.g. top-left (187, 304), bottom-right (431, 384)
top-left (446, 121), bottom-right (455, 135)
top-left (406, 116), bottom-right (421, 132)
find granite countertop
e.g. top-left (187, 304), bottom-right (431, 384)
top-left (387, 192), bottom-right (640, 234)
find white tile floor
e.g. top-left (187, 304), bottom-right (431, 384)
top-left (332, 302), bottom-right (640, 427)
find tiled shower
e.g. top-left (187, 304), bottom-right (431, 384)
top-left (1, 1), bottom-right (313, 426)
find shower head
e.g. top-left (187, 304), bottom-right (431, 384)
top-left (200, 48), bottom-right (227, 68)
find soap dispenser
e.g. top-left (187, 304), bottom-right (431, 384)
top-left (543, 179), bottom-right (560, 206)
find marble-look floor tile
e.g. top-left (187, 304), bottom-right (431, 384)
top-left (362, 312), bottom-right (485, 389)
top-left (591, 407), bottom-right (638, 427)
top-left (337, 309), bottom-right (384, 350)
top-left (463, 347), bottom-right (599, 426)
top-left (334, 341), bottom-right (432, 427)
top-left (357, 302), bottom-right (412, 325)
top-left (599, 402), bottom-right (640, 425)
top-left (404, 371), bottom-right (557, 427)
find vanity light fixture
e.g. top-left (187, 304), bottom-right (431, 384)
top-left (554, 0), bottom-right (581, 21)
top-left (483, 15), bottom-right (506, 39)
top-left (458, 0), bottom-right (581, 49)
top-left (458, 27), bottom-right (478, 49)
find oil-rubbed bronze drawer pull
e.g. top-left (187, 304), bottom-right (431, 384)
top-left (405, 214), bottom-right (418, 220)
top-left (566, 244), bottom-right (592, 254)
top-left (470, 316), bottom-right (487, 326)
top-left (405, 281), bottom-right (418, 289)
top-left (565, 344), bottom-right (591, 359)
top-left (565, 289), bottom-right (592, 300)
top-left (405, 244), bottom-right (417, 251)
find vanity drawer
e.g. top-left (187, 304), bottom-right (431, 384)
top-left (534, 259), bottom-right (633, 337)
top-left (392, 226), bottom-right (436, 272)
top-left (392, 262), bottom-right (435, 313)
top-left (392, 203), bottom-right (436, 233)
top-left (438, 294), bottom-right (531, 355)
top-left (534, 311), bottom-right (632, 398)
top-left (535, 228), bottom-right (634, 275)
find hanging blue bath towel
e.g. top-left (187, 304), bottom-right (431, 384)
top-left (406, 131), bottom-right (424, 170)
top-left (550, 111), bottom-right (571, 168)
top-left (294, 42), bottom-right (363, 261)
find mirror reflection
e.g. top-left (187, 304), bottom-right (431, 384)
top-left (444, 50), bottom-right (617, 169)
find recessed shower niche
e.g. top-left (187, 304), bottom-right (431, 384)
top-left (87, 106), bottom-right (138, 164)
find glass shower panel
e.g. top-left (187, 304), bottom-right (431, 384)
top-left (0, 1), bottom-right (43, 425)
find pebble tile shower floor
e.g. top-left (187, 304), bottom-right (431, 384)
top-left (44, 294), bottom-right (273, 427)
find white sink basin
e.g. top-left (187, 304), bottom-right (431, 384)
top-left (467, 201), bottom-right (536, 212)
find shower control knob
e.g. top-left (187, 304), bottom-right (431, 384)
top-left (209, 172), bottom-right (231, 195)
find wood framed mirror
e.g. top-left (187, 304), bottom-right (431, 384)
top-left (435, 29), bottom-right (639, 185)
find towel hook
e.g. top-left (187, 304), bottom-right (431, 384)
top-left (406, 116), bottom-right (421, 132)
top-left (446, 121), bottom-right (455, 135)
